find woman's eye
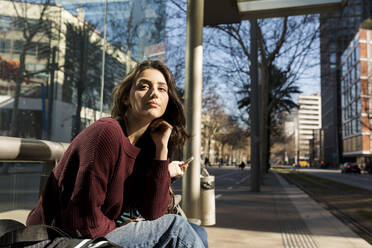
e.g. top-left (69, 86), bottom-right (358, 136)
top-left (159, 87), bottom-right (167, 92)
top-left (138, 84), bottom-right (149, 90)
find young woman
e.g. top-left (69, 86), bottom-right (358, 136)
top-left (26, 60), bottom-right (206, 248)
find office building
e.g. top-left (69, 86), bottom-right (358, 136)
top-left (57, 0), bottom-right (166, 62)
top-left (297, 94), bottom-right (322, 163)
top-left (319, 0), bottom-right (372, 167)
top-left (0, 1), bottom-right (135, 141)
top-left (341, 25), bottom-right (372, 165)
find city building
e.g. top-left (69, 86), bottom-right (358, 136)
top-left (341, 25), bottom-right (372, 166)
top-left (283, 110), bottom-right (298, 165)
top-left (297, 94), bottom-right (322, 164)
top-left (57, 0), bottom-right (166, 62)
top-left (319, 0), bottom-right (372, 168)
top-left (0, 1), bottom-right (136, 141)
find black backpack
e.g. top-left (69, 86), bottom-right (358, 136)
top-left (0, 219), bottom-right (122, 248)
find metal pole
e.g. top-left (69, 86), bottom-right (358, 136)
top-left (99, 0), bottom-right (108, 118)
top-left (41, 83), bottom-right (46, 139)
top-left (47, 47), bottom-right (56, 140)
top-left (182, 0), bottom-right (204, 219)
top-left (250, 19), bottom-right (260, 192)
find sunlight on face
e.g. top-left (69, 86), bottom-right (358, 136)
top-left (127, 68), bottom-right (169, 123)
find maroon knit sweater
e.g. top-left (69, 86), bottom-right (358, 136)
top-left (26, 118), bottom-right (171, 238)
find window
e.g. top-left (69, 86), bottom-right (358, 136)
top-left (13, 17), bottom-right (25, 31)
top-left (0, 16), bottom-right (12, 30)
top-left (330, 53), bottom-right (337, 64)
top-left (14, 40), bottom-right (24, 54)
top-left (351, 85), bottom-right (356, 100)
top-left (0, 39), bottom-right (11, 53)
top-left (342, 92), bottom-right (345, 107)
top-left (356, 81), bottom-right (360, 97)
top-left (347, 104), bottom-right (353, 119)
top-left (26, 42), bottom-right (37, 55)
top-left (37, 43), bottom-right (49, 57)
top-left (342, 124), bottom-right (345, 137)
top-left (357, 98), bottom-right (361, 114)
top-left (26, 64), bottom-right (47, 73)
top-left (351, 101), bottom-right (355, 117)
top-left (342, 63), bottom-right (347, 77)
top-left (344, 106), bottom-right (348, 121)
top-left (354, 119), bottom-right (358, 134)
top-left (357, 117), bottom-right (361, 133)
top-left (349, 88), bottom-right (353, 102)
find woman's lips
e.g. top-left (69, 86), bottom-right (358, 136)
top-left (147, 102), bottom-right (159, 108)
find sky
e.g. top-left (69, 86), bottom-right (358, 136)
top-left (296, 62), bottom-right (321, 97)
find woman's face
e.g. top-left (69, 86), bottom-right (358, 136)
top-left (127, 68), bottom-right (169, 123)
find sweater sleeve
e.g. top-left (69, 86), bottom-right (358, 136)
top-left (60, 123), bottom-right (121, 238)
top-left (139, 159), bottom-right (171, 220)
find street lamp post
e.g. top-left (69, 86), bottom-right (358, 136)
top-left (182, 0), bottom-right (204, 220)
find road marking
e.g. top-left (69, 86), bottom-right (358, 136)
top-left (215, 171), bottom-right (241, 179)
top-left (215, 194), bottom-right (222, 199)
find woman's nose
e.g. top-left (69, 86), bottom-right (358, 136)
top-left (149, 88), bottom-right (159, 98)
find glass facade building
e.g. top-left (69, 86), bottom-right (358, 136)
top-left (319, 0), bottom-right (372, 167)
top-left (0, 0), bottom-right (167, 142)
top-left (0, 0), bottom-right (168, 212)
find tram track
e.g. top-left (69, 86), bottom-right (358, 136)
top-left (279, 171), bottom-right (372, 245)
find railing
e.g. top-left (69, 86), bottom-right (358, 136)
top-left (0, 136), bottom-right (69, 162)
top-left (0, 136), bottom-right (69, 217)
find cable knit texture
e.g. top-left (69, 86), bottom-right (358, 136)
top-left (26, 117), bottom-right (171, 238)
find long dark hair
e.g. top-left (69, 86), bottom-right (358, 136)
top-left (111, 60), bottom-right (188, 156)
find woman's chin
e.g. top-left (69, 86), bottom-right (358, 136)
top-left (144, 112), bottom-right (164, 121)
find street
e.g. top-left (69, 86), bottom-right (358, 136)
top-left (296, 168), bottom-right (372, 191)
top-left (172, 166), bottom-right (250, 200)
top-left (2, 165), bottom-right (371, 215)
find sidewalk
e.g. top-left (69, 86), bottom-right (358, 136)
top-left (205, 171), bottom-right (372, 248)
top-left (0, 171), bottom-right (371, 248)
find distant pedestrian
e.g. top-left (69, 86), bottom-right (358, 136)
top-left (204, 157), bottom-right (211, 167)
top-left (239, 161), bottom-right (246, 170)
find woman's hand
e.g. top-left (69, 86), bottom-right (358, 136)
top-left (169, 161), bottom-right (189, 178)
top-left (150, 119), bottom-right (173, 160)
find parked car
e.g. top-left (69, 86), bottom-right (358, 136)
top-left (299, 160), bottom-right (309, 167)
top-left (340, 162), bottom-right (361, 174)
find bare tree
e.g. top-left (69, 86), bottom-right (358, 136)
top-left (201, 88), bottom-right (248, 165)
top-left (207, 15), bottom-right (318, 172)
top-left (8, 0), bottom-right (56, 137)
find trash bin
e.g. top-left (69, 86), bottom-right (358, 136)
top-left (200, 174), bottom-right (215, 226)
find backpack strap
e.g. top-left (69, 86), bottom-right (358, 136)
top-left (0, 220), bottom-right (25, 237)
top-left (0, 224), bottom-right (70, 247)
